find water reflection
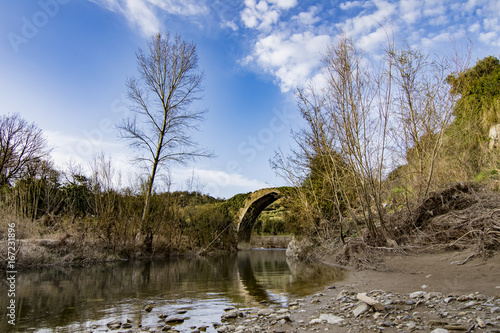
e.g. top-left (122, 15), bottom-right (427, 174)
top-left (1, 250), bottom-right (344, 332)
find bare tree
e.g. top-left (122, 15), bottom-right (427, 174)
top-left (0, 113), bottom-right (50, 186)
top-left (272, 35), bottom-right (393, 243)
top-left (118, 32), bottom-right (212, 252)
top-left (389, 45), bottom-right (457, 197)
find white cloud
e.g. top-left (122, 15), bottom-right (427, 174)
top-left (151, 0), bottom-right (208, 16)
top-left (483, 17), bottom-right (500, 32)
top-left (421, 31), bottom-right (454, 49)
top-left (479, 31), bottom-right (498, 45)
top-left (241, 1), bottom-right (279, 30)
top-left (340, 1), bottom-right (363, 11)
top-left (221, 20), bottom-right (238, 31)
top-left (338, 0), bottom-right (397, 37)
top-left (293, 6), bottom-right (321, 26)
top-left (468, 22), bottom-right (481, 33)
top-left (268, 0), bottom-right (298, 10)
top-left (171, 167), bottom-right (271, 198)
top-left (400, 0), bottom-right (422, 25)
top-left (240, 0), bottom-right (298, 30)
top-left (358, 25), bottom-right (390, 51)
top-left (422, 0), bottom-right (446, 17)
top-left (250, 31), bottom-right (332, 92)
top-left (90, 0), bottom-right (209, 36)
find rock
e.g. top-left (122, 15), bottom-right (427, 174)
top-left (106, 320), bottom-right (121, 330)
top-left (235, 325), bottom-right (246, 332)
top-left (407, 321), bottom-right (417, 329)
top-left (426, 292), bottom-right (443, 300)
top-left (285, 236), bottom-right (314, 261)
top-left (275, 313), bottom-right (292, 322)
top-left (460, 301), bottom-right (476, 309)
top-left (161, 325), bottom-right (171, 332)
top-left (491, 307), bottom-right (500, 313)
top-left (122, 322), bottom-right (133, 328)
top-left (217, 326), bottom-right (229, 333)
top-left (410, 291), bottom-right (427, 299)
top-left (221, 309), bottom-right (242, 320)
top-left (477, 317), bottom-right (486, 328)
top-left (257, 308), bottom-right (273, 316)
top-left (165, 316), bottom-right (187, 324)
top-left (353, 303), bottom-right (370, 317)
top-left (430, 329), bottom-right (449, 333)
top-left (144, 304), bottom-right (154, 312)
top-left (319, 313), bottom-right (344, 324)
top-left (356, 293), bottom-right (385, 311)
top-left (489, 123), bottom-right (500, 149)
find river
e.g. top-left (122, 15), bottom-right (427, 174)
top-left (1, 249), bottom-right (344, 332)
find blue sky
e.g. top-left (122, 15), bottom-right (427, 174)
top-left (1, 0), bottom-right (499, 198)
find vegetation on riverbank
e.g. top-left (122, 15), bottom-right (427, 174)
top-left (271, 38), bottom-right (500, 266)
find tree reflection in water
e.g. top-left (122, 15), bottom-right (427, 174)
top-left (0, 250), bottom-right (344, 332)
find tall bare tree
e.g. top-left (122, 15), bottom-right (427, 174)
top-left (389, 45), bottom-right (456, 197)
top-left (0, 113), bottom-right (50, 186)
top-left (272, 35), bottom-right (392, 242)
top-left (119, 32), bottom-right (212, 252)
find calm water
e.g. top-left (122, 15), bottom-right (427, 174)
top-left (1, 249), bottom-right (344, 332)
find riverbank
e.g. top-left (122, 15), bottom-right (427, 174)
top-left (218, 249), bottom-right (500, 333)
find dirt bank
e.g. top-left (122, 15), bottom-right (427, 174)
top-left (344, 250), bottom-right (500, 296)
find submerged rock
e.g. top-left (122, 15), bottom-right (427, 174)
top-left (165, 315), bottom-right (188, 324)
top-left (106, 320), bottom-right (121, 330)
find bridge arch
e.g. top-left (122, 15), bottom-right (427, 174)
top-left (236, 189), bottom-right (281, 243)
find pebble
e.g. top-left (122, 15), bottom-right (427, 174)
top-left (319, 313), bottom-right (344, 324)
top-left (221, 309), bottom-right (242, 320)
top-left (165, 315), bottom-right (188, 324)
top-left (409, 291), bottom-right (427, 299)
top-left (219, 289), bottom-right (500, 333)
top-left (353, 303), bottom-right (370, 317)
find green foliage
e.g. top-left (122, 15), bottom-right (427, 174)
top-left (62, 174), bottom-right (92, 218)
top-left (223, 192), bottom-right (251, 215)
top-left (448, 55), bottom-right (500, 130)
top-left (185, 203), bottom-right (236, 252)
top-left (445, 55), bottom-right (500, 176)
top-left (253, 202), bottom-right (287, 235)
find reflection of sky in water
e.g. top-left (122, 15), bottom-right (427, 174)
top-left (2, 250), bottom-right (344, 333)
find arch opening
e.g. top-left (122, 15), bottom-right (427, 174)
top-left (237, 192), bottom-right (280, 243)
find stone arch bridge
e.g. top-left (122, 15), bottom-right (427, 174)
top-left (233, 188), bottom-right (282, 243)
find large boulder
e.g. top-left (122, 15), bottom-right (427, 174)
top-left (286, 236), bottom-right (314, 261)
top-left (489, 123), bottom-right (500, 149)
